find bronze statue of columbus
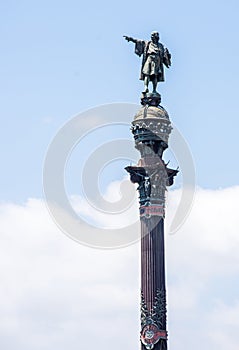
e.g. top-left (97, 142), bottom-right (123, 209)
top-left (124, 32), bottom-right (171, 94)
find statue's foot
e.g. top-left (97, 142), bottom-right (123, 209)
top-left (142, 88), bottom-right (149, 94)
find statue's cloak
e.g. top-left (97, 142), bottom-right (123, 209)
top-left (134, 40), bottom-right (165, 82)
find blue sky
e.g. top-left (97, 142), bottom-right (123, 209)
top-left (1, 1), bottom-right (239, 350)
top-left (1, 0), bottom-right (239, 202)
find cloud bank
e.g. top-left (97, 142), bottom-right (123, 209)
top-left (0, 186), bottom-right (239, 350)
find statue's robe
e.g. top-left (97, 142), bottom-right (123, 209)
top-left (134, 40), bottom-right (166, 82)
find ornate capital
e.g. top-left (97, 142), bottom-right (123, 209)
top-left (125, 163), bottom-right (178, 218)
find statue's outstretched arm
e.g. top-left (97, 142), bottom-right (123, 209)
top-left (123, 35), bottom-right (137, 44)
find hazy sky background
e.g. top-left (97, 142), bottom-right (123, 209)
top-left (1, 0), bottom-right (239, 200)
top-left (0, 1), bottom-right (239, 349)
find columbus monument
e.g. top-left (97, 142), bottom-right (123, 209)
top-left (124, 32), bottom-right (178, 350)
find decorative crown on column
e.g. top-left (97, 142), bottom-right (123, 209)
top-left (125, 104), bottom-right (178, 218)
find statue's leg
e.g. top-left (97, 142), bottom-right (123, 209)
top-left (143, 76), bottom-right (149, 93)
top-left (152, 76), bottom-right (158, 93)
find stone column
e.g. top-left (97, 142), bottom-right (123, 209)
top-left (125, 94), bottom-right (178, 350)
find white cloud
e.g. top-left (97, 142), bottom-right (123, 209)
top-left (0, 186), bottom-right (239, 349)
top-left (206, 300), bottom-right (239, 350)
top-left (166, 186), bottom-right (239, 350)
top-left (0, 198), bottom-right (140, 350)
top-left (70, 178), bottom-right (139, 229)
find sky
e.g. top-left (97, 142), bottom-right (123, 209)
top-left (0, 0), bottom-right (239, 349)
